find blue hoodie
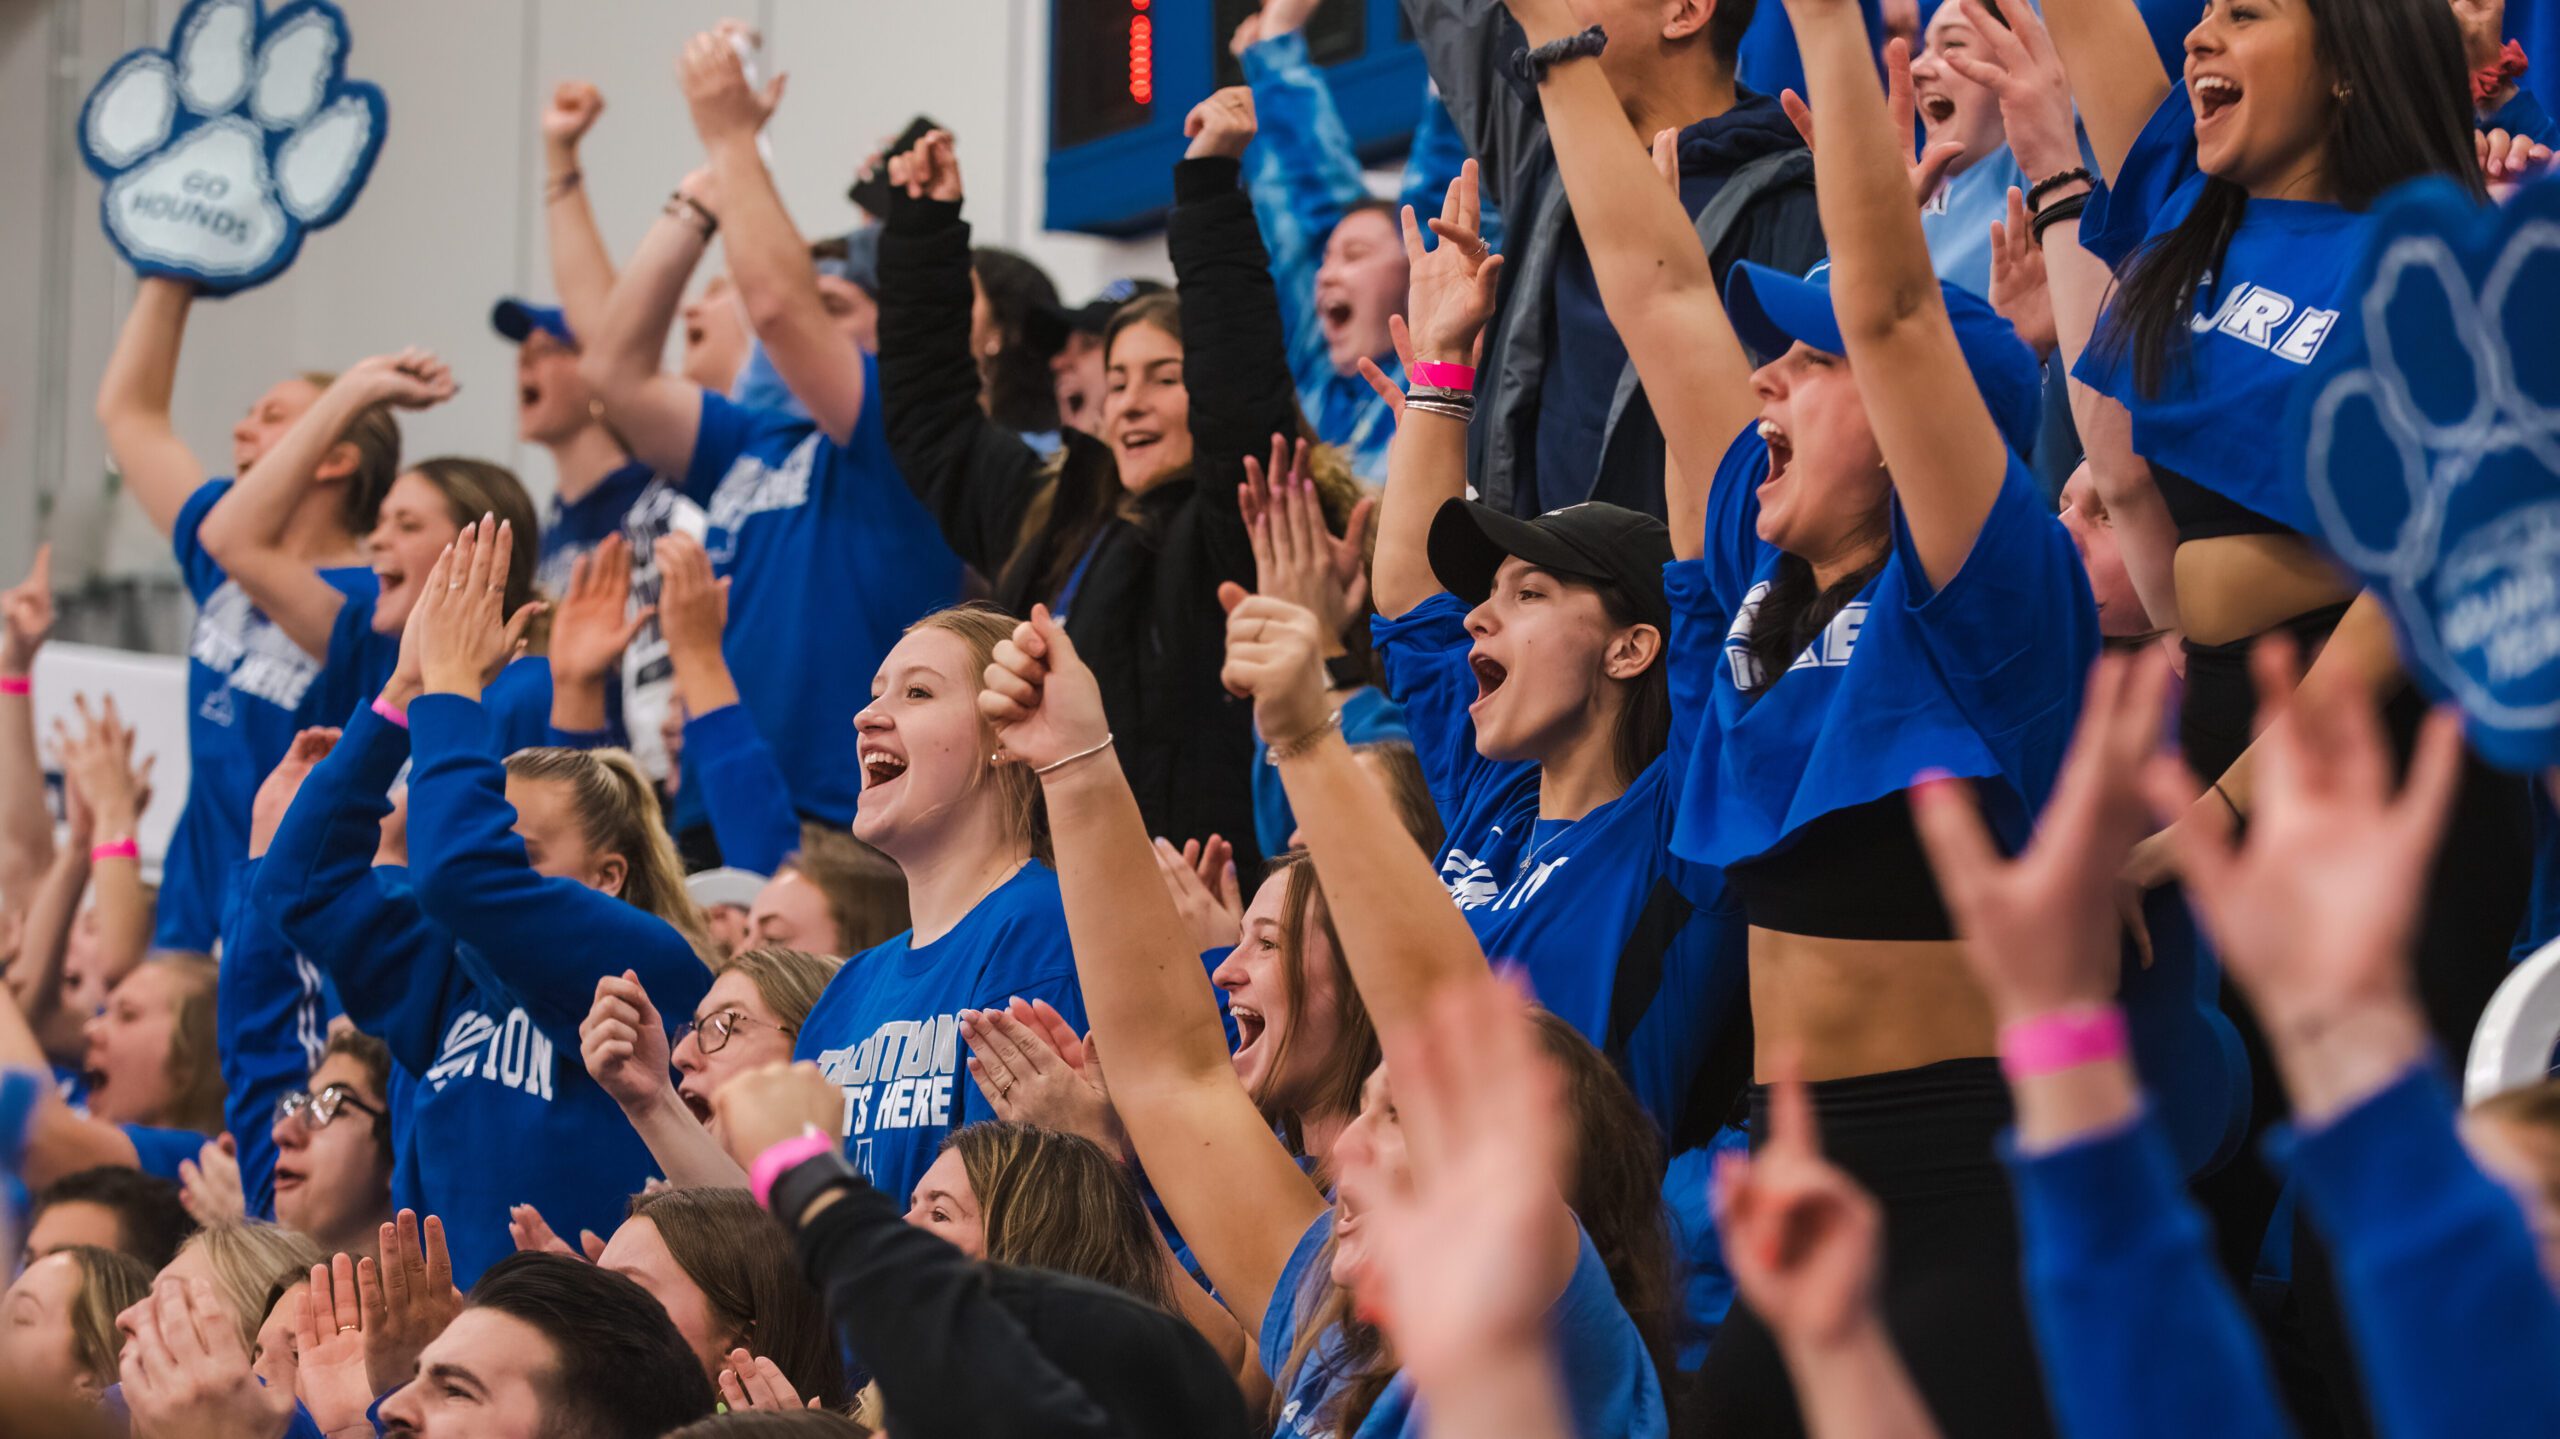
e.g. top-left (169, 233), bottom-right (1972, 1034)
top-left (253, 700), bottom-right (711, 1285)
top-left (215, 855), bottom-right (342, 1219)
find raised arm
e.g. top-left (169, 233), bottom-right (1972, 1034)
top-left (1912, 651), bottom-right (2296, 1439)
top-left (1503, 0), bottom-right (1760, 484)
top-left (1790, 0), bottom-right (2011, 590)
top-left (197, 351), bottom-right (455, 659)
top-left (55, 698), bottom-right (155, 987)
top-left (982, 607), bottom-right (1329, 1335)
top-left (874, 137), bottom-right (1051, 579)
top-left (402, 521), bottom-right (707, 1036)
top-left (581, 971), bottom-right (749, 1188)
top-left (1369, 168), bottom-right (1503, 618)
top-left (1234, 8), bottom-right (1376, 372)
top-left (679, 30), bottom-right (863, 446)
top-left (582, 173), bottom-right (716, 479)
top-left (1400, 0), bottom-right (1542, 210)
top-left (2035, 0), bottom-right (2174, 179)
top-left (0, 979), bottom-right (145, 1187)
top-left (93, 278), bottom-right (205, 536)
top-left (0, 547), bottom-right (56, 905)
top-left (655, 532), bottom-right (798, 875)
top-left (1223, 587), bottom-right (1484, 1028)
top-left (539, 82), bottom-right (617, 344)
top-left (1168, 90), bottom-right (1302, 587)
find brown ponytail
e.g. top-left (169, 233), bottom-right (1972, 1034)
top-left (504, 748), bottom-right (717, 964)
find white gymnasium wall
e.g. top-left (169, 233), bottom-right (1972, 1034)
top-left (0, 0), bottom-right (1170, 598)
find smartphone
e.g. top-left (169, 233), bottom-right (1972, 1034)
top-left (849, 114), bottom-right (944, 216)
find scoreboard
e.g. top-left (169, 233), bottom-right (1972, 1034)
top-left (1045, 0), bottom-right (1428, 235)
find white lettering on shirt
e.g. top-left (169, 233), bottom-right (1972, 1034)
top-left (191, 580), bottom-right (323, 719)
top-left (2192, 281), bottom-right (2339, 365)
top-left (814, 1013), bottom-right (962, 1179)
top-left (704, 433), bottom-right (820, 565)
top-left (1721, 580), bottom-right (1867, 690)
top-left (423, 1007), bottom-right (556, 1101)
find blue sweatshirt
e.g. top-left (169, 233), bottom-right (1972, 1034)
top-left (215, 855), bottom-right (342, 1219)
top-left (160, 479), bottom-right (381, 950)
top-left (2004, 1107), bottom-right (2296, 1439)
top-left (682, 701), bottom-right (801, 878)
top-left (796, 862), bottom-right (1085, 1206)
top-left (2288, 1062), bottom-right (2560, 1437)
top-left (253, 701), bottom-right (710, 1285)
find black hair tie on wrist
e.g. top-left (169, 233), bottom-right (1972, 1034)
top-left (1509, 24), bottom-right (1608, 87)
top-left (2026, 166), bottom-right (2095, 214)
top-left (2028, 191), bottom-right (2089, 247)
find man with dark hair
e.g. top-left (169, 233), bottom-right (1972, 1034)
top-left (376, 1252), bottom-right (715, 1439)
top-left (23, 1166), bottom-right (198, 1270)
top-left (1405, 0), bottom-right (1830, 521)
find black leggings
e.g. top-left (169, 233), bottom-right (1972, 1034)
top-left (1684, 1060), bottom-right (2053, 1439)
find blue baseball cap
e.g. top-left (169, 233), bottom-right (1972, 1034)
top-left (1722, 261), bottom-right (2045, 460)
top-left (491, 298), bottom-right (576, 349)
top-left (816, 226), bottom-right (880, 299)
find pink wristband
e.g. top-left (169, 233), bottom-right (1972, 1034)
top-left (1998, 1005), bottom-right (2128, 1081)
top-left (370, 696), bottom-right (410, 729)
top-left (749, 1129), bottom-right (839, 1211)
top-left (1410, 360), bottom-right (1477, 390)
top-left (0, 675), bottom-right (28, 696)
top-left (90, 837), bottom-right (139, 863)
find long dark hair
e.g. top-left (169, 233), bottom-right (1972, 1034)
top-left (2105, 0), bottom-right (2484, 397)
top-left (973, 247), bottom-right (1063, 435)
top-left (1743, 549), bottom-right (1890, 695)
top-left (1594, 580), bottom-right (1672, 787)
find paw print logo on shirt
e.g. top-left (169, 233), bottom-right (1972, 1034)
top-left (78, 0), bottom-right (386, 295)
top-left (2290, 174), bottom-right (2560, 770)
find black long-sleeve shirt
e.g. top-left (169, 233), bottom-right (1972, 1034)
top-left (877, 157), bottom-right (1299, 873)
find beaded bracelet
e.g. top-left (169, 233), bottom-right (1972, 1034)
top-left (2026, 166), bottom-right (2094, 213)
top-left (664, 191), bottom-right (718, 241)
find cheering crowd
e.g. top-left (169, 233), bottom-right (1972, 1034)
top-left (4, 0), bottom-right (2560, 1433)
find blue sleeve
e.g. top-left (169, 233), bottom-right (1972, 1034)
top-left (2004, 1110), bottom-right (2295, 1439)
top-left (2289, 1062), bottom-right (2560, 1438)
top-left (2078, 85), bottom-right (2204, 270)
top-left (1372, 593), bottom-right (1534, 831)
top-left (1892, 459), bottom-right (2100, 809)
top-left (682, 391), bottom-right (759, 507)
top-left (216, 856), bottom-right (331, 1220)
top-left (1738, 0), bottom-right (1885, 109)
top-left (1702, 426), bottom-right (1772, 610)
top-left (1550, 1228), bottom-right (1672, 1438)
top-left (1240, 30), bottom-right (1370, 390)
top-left (120, 1124), bottom-right (208, 1182)
top-left (403, 694), bottom-right (712, 1037)
top-left (1259, 1210), bottom-right (1336, 1378)
top-left (2484, 88), bottom-right (2560, 146)
top-left (685, 702), bottom-right (802, 877)
top-left (250, 707), bottom-right (457, 1073)
top-left (1664, 561), bottom-right (1721, 774)
top-left (318, 591), bottom-right (400, 723)
top-left (170, 479), bottom-right (234, 603)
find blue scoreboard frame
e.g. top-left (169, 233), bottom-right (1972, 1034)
top-left (1044, 0), bottom-right (1428, 236)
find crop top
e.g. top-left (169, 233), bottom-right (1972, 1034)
top-left (2153, 465), bottom-right (2298, 544)
top-left (1721, 793), bottom-right (1956, 941)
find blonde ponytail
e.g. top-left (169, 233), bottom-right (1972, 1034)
top-left (504, 747), bottom-right (717, 965)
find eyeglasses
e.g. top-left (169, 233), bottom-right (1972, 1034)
top-left (274, 1084), bottom-right (386, 1131)
top-left (672, 1009), bottom-right (793, 1056)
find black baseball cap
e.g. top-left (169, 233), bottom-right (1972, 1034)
top-left (1024, 277), bottom-right (1170, 358)
top-left (1428, 498), bottom-right (1674, 630)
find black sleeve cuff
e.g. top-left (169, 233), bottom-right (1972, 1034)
top-left (1173, 155), bottom-right (1244, 204)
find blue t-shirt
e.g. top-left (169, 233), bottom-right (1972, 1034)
top-left (1921, 145), bottom-right (2028, 301)
top-left (796, 862), bottom-right (1085, 1205)
top-left (1672, 427), bottom-right (2098, 872)
top-left (1262, 1210), bottom-right (1668, 1438)
top-left (680, 367), bottom-right (964, 826)
top-left (1249, 686), bottom-right (1411, 859)
top-left (1373, 593), bottom-right (1745, 1140)
top-left (161, 480), bottom-right (380, 949)
top-left (535, 461), bottom-right (656, 600)
top-left (216, 856), bottom-right (342, 1219)
top-left (2075, 85), bottom-right (2370, 532)
top-left (121, 1123), bottom-right (206, 1182)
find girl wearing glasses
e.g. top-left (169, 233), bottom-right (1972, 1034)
top-left (579, 947), bottom-right (842, 1186)
top-left (269, 1030), bottom-right (396, 1264)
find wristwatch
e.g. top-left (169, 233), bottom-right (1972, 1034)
top-left (770, 1145), bottom-right (860, 1229)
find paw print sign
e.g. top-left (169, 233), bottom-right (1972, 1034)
top-left (2289, 174), bottom-right (2560, 771)
top-left (78, 0), bottom-right (386, 296)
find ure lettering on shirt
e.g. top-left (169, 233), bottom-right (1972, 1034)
top-left (2191, 282), bottom-right (2340, 365)
top-left (192, 581), bottom-right (323, 717)
top-left (1438, 830), bottom-right (1571, 913)
top-left (704, 434), bottom-right (820, 565)
top-left (815, 1013), bottom-right (962, 1177)
top-left (423, 1007), bottom-right (556, 1100)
